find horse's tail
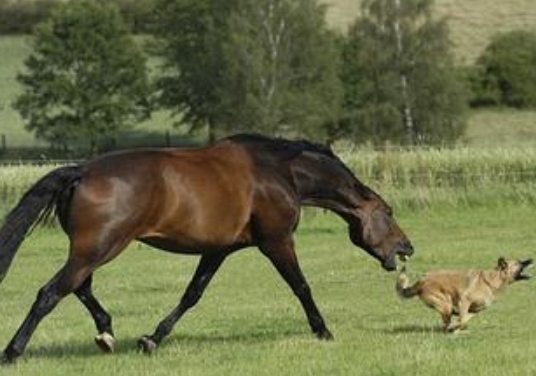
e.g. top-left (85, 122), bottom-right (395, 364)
top-left (396, 266), bottom-right (421, 299)
top-left (0, 165), bottom-right (83, 285)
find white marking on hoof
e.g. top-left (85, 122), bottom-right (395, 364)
top-left (138, 336), bottom-right (157, 354)
top-left (94, 332), bottom-right (115, 353)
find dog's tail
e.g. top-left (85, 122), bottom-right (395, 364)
top-left (396, 266), bottom-right (421, 298)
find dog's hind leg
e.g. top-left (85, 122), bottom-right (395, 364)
top-left (420, 294), bottom-right (453, 331)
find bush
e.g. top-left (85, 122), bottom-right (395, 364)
top-left (0, 0), bottom-right (59, 34)
top-left (470, 30), bottom-right (536, 108)
top-left (0, 0), bottom-right (156, 34)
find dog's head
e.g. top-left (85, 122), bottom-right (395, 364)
top-left (497, 257), bottom-right (533, 283)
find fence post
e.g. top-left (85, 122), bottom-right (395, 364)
top-left (165, 130), bottom-right (171, 147)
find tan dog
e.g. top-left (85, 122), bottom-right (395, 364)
top-left (396, 257), bottom-right (533, 331)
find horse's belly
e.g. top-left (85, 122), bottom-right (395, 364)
top-left (137, 236), bottom-right (203, 254)
top-left (138, 229), bottom-right (252, 254)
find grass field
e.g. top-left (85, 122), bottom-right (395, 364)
top-left (323, 0), bottom-right (536, 63)
top-left (1, 2), bottom-right (536, 373)
top-left (0, 205), bottom-right (534, 375)
top-left (1, 154), bottom-right (536, 374)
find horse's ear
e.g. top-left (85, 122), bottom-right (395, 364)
top-left (497, 257), bottom-right (508, 270)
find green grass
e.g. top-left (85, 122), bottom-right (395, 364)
top-left (0, 36), bottom-right (40, 148)
top-left (340, 145), bottom-right (536, 209)
top-left (0, 205), bottom-right (534, 375)
top-left (462, 108), bottom-right (536, 147)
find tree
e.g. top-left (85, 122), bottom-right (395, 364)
top-left (340, 0), bottom-right (467, 145)
top-left (151, 0), bottom-right (342, 142)
top-left (150, 0), bottom-right (231, 142)
top-left (14, 0), bottom-right (150, 153)
top-left (469, 30), bottom-right (536, 108)
top-left (222, 0), bottom-right (342, 141)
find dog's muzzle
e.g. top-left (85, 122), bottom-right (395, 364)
top-left (516, 258), bottom-right (533, 280)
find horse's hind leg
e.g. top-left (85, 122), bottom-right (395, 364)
top-left (74, 274), bottom-right (115, 353)
top-left (138, 253), bottom-right (227, 354)
top-left (2, 258), bottom-right (92, 363)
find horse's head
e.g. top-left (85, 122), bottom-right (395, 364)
top-left (229, 134), bottom-right (414, 271)
top-left (344, 191), bottom-right (413, 271)
top-left (288, 147), bottom-right (414, 271)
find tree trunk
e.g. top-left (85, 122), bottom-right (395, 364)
top-left (394, 0), bottom-right (415, 144)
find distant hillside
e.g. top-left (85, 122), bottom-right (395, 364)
top-left (321, 0), bottom-right (536, 63)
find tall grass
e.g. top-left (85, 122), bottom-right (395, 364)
top-left (0, 164), bottom-right (57, 215)
top-left (2, 146), bottom-right (536, 215)
top-left (338, 145), bottom-right (536, 209)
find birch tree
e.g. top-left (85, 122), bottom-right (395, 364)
top-left (222, 0), bottom-right (342, 140)
top-left (340, 0), bottom-right (467, 145)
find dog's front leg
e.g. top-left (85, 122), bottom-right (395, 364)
top-left (455, 299), bottom-right (474, 331)
top-left (441, 312), bottom-right (453, 331)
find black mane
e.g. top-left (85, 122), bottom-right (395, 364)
top-left (227, 133), bottom-right (337, 161)
top-left (227, 133), bottom-right (375, 199)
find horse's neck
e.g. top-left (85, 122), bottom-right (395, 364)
top-left (293, 170), bottom-right (352, 214)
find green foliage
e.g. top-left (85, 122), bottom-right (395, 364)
top-left (470, 30), bottom-right (536, 108)
top-left (340, 0), bottom-right (467, 145)
top-left (0, 0), bottom-right (59, 34)
top-left (222, 0), bottom-right (342, 141)
top-left (150, 0), bottom-right (232, 141)
top-left (0, 0), bottom-right (157, 34)
top-left (13, 0), bottom-right (151, 152)
top-left (151, 0), bottom-right (342, 142)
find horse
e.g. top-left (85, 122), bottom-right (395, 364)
top-left (0, 134), bottom-right (413, 363)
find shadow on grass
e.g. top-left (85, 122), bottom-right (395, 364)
top-left (25, 325), bottom-right (307, 361)
top-left (382, 324), bottom-right (444, 334)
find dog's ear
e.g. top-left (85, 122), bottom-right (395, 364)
top-left (497, 257), bottom-right (508, 270)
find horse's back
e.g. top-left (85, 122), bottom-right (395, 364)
top-left (66, 142), bottom-right (257, 254)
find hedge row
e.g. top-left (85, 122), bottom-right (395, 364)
top-left (0, 0), bottom-right (155, 34)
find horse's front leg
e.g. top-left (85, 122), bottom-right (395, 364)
top-left (138, 253), bottom-right (227, 354)
top-left (260, 238), bottom-right (333, 340)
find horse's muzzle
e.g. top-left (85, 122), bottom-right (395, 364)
top-left (382, 240), bottom-right (414, 271)
top-left (396, 240), bottom-right (414, 262)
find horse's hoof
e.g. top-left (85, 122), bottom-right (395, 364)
top-left (95, 332), bottom-right (115, 353)
top-left (316, 328), bottom-right (334, 341)
top-left (1, 351), bottom-right (17, 366)
top-left (137, 336), bottom-right (157, 354)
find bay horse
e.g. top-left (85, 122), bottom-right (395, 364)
top-left (0, 134), bottom-right (413, 363)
